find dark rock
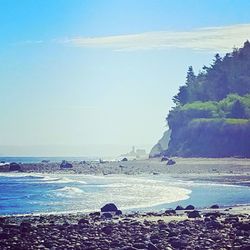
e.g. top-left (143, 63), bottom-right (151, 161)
top-left (171, 239), bottom-right (188, 248)
top-left (238, 222), bottom-right (250, 231)
top-left (20, 221), bottom-right (31, 229)
top-left (181, 228), bottom-right (192, 235)
top-left (175, 205), bottom-right (184, 210)
top-left (102, 213), bottom-right (112, 219)
top-left (116, 209), bottom-right (122, 216)
top-left (206, 220), bottom-right (223, 229)
top-left (89, 211), bottom-right (100, 217)
top-left (165, 209), bottom-right (176, 215)
top-left (147, 242), bottom-right (159, 250)
top-left (121, 157), bottom-right (128, 161)
top-left (121, 247), bottom-right (137, 250)
top-left (210, 204), bottom-right (219, 209)
top-left (102, 225), bottom-right (112, 234)
top-left (161, 156), bottom-right (169, 162)
top-left (187, 210), bottom-right (201, 218)
top-left (167, 159), bottom-right (176, 165)
top-left (78, 218), bottom-right (89, 225)
top-left (60, 160), bottom-right (73, 169)
top-left (9, 162), bottom-right (21, 171)
top-left (133, 242), bottom-right (146, 249)
top-left (185, 205), bottom-right (195, 210)
top-left (101, 203), bottom-right (118, 212)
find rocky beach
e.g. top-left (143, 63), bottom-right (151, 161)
top-left (0, 204), bottom-right (250, 249)
top-left (0, 158), bottom-right (250, 249)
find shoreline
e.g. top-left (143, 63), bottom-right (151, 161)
top-left (1, 157), bottom-right (250, 187)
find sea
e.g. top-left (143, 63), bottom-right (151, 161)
top-left (0, 157), bottom-right (249, 216)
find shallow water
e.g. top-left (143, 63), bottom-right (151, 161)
top-left (0, 173), bottom-right (249, 215)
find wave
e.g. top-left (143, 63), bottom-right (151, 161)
top-left (51, 186), bottom-right (85, 197)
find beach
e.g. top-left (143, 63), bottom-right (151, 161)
top-left (3, 157), bottom-right (249, 186)
top-left (0, 205), bottom-right (249, 249)
top-left (0, 158), bottom-right (250, 249)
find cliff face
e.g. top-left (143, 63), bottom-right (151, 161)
top-left (149, 130), bottom-right (170, 158)
top-left (167, 119), bottom-right (250, 157)
top-left (152, 41), bottom-right (250, 158)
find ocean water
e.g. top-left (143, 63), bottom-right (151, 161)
top-left (0, 156), bottom-right (97, 164)
top-left (0, 173), bottom-right (249, 215)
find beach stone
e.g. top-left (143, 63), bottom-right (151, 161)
top-left (102, 225), bottom-right (113, 234)
top-left (147, 242), bottom-right (159, 250)
top-left (60, 160), bottom-right (73, 169)
top-left (102, 213), bottom-right (113, 219)
top-left (187, 210), bottom-right (201, 218)
top-left (78, 218), bottom-right (89, 225)
top-left (206, 220), bottom-right (223, 229)
top-left (165, 209), bottom-right (176, 215)
top-left (167, 159), bottom-right (176, 165)
top-left (171, 239), bottom-right (188, 248)
top-left (185, 205), bottom-right (195, 210)
top-left (121, 247), bottom-right (137, 250)
top-left (210, 204), bottom-right (219, 209)
top-left (175, 205), bottom-right (184, 210)
top-left (181, 228), bottom-right (192, 235)
top-left (116, 209), bottom-right (122, 216)
top-left (101, 203), bottom-right (118, 212)
top-left (238, 222), bottom-right (250, 231)
top-left (161, 156), bottom-right (169, 162)
top-left (9, 162), bottom-right (21, 171)
top-left (133, 242), bottom-right (146, 249)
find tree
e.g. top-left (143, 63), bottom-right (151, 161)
top-left (230, 100), bottom-right (246, 118)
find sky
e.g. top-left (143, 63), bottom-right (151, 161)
top-left (1, 0), bottom-right (250, 157)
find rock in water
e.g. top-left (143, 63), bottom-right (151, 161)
top-left (175, 205), bottom-right (184, 210)
top-left (60, 160), bottom-right (73, 169)
top-left (101, 203), bottom-right (118, 213)
top-left (9, 162), bottom-right (21, 171)
top-left (185, 205), bottom-right (195, 210)
top-left (210, 204), bottom-right (219, 209)
top-left (167, 159), bottom-right (176, 165)
top-left (161, 156), bottom-right (169, 162)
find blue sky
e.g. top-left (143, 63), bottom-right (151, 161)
top-left (1, 0), bottom-right (250, 156)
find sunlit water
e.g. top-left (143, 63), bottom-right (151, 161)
top-left (0, 173), bottom-right (249, 215)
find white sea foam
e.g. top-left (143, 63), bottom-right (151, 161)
top-left (52, 186), bottom-right (85, 197)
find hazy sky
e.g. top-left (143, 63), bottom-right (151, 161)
top-left (1, 0), bottom-right (250, 156)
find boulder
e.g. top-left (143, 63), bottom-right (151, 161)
top-left (101, 203), bottom-right (118, 213)
top-left (147, 242), bottom-right (159, 250)
top-left (210, 204), bottom-right (219, 209)
top-left (9, 162), bottom-right (21, 171)
top-left (161, 156), bottom-right (169, 162)
top-left (60, 160), bottom-right (73, 169)
top-left (185, 205), bottom-right (195, 210)
top-left (101, 213), bottom-right (112, 219)
top-left (165, 209), bottom-right (176, 215)
top-left (175, 205), bottom-right (184, 210)
top-left (116, 210), bottom-right (122, 216)
top-left (121, 158), bottom-right (128, 162)
top-left (167, 159), bottom-right (176, 165)
top-left (102, 225), bottom-right (112, 234)
top-left (78, 219), bottom-right (89, 225)
top-left (187, 210), bottom-right (201, 218)
top-left (238, 222), bottom-right (250, 231)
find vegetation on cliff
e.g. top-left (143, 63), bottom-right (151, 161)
top-left (165, 41), bottom-right (250, 157)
